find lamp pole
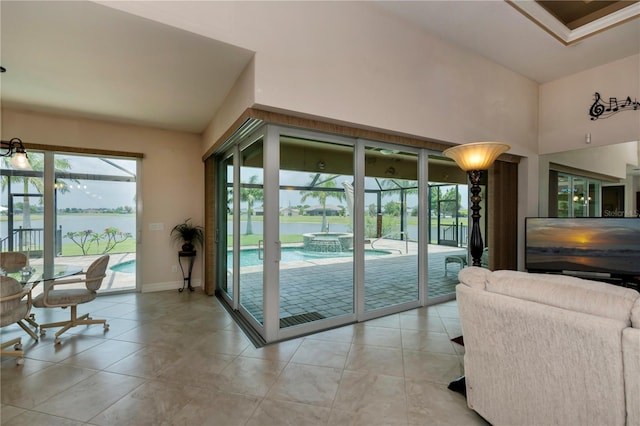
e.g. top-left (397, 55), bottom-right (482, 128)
top-left (442, 141), bottom-right (511, 397)
top-left (468, 170), bottom-right (484, 266)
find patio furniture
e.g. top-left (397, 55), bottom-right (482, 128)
top-left (444, 254), bottom-right (467, 276)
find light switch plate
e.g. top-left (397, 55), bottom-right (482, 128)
top-left (149, 223), bottom-right (164, 231)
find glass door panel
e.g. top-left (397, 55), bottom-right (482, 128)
top-left (427, 176), bottom-right (468, 299)
top-left (238, 140), bottom-right (265, 325)
top-left (572, 177), bottom-right (587, 217)
top-left (364, 147), bottom-right (419, 312)
top-left (278, 137), bottom-right (354, 328)
top-left (219, 154), bottom-right (234, 299)
top-left (557, 174), bottom-right (570, 217)
top-left (54, 154), bottom-right (137, 292)
top-left (588, 181), bottom-right (600, 217)
top-left (555, 173), bottom-right (602, 218)
top-left (1, 152), bottom-right (45, 293)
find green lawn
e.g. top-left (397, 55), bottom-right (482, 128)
top-left (61, 239), bottom-right (136, 256)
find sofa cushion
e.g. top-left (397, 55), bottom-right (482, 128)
top-left (631, 298), bottom-right (640, 328)
top-left (486, 270), bottom-right (640, 326)
top-left (458, 266), bottom-right (491, 290)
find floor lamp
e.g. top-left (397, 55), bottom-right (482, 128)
top-left (442, 141), bottom-right (510, 395)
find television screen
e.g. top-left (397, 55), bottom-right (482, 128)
top-left (525, 217), bottom-right (640, 278)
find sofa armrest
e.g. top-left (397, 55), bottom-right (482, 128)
top-left (623, 327), bottom-right (640, 426)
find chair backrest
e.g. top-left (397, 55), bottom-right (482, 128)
top-left (1, 276), bottom-right (24, 314)
top-left (85, 255), bottom-right (110, 292)
top-left (0, 252), bottom-right (28, 273)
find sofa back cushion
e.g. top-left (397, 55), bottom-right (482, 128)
top-left (458, 266), bottom-right (491, 290)
top-left (631, 298), bottom-right (640, 328)
top-left (486, 270), bottom-right (640, 326)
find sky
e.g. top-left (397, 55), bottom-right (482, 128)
top-left (3, 158), bottom-right (468, 212)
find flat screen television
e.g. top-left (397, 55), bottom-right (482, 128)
top-left (525, 217), bottom-right (640, 280)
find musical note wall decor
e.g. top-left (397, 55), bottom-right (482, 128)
top-left (589, 92), bottom-right (639, 120)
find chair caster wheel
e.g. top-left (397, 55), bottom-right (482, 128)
top-left (55, 338), bottom-right (61, 345)
top-left (16, 357), bottom-right (24, 365)
top-left (14, 343), bottom-right (22, 350)
top-left (40, 329), bottom-right (46, 336)
top-left (104, 324), bottom-right (109, 331)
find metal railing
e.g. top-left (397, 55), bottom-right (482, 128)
top-left (437, 223), bottom-right (468, 247)
top-left (371, 231), bottom-right (411, 254)
top-left (0, 227), bottom-right (62, 255)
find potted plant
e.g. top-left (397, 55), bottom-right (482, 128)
top-left (170, 219), bottom-right (204, 253)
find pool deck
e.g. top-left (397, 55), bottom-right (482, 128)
top-left (233, 241), bottom-right (467, 325)
top-left (21, 241), bottom-right (468, 318)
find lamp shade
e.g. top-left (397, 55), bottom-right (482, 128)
top-left (9, 152), bottom-right (32, 170)
top-left (442, 141), bottom-right (510, 171)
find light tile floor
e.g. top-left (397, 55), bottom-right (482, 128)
top-left (1, 290), bottom-right (487, 425)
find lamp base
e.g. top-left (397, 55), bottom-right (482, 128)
top-left (448, 376), bottom-right (466, 397)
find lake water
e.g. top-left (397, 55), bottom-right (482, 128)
top-left (2, 215), bottom-right (136, 237)
top-left (3, 215), bottom-right (422, 243)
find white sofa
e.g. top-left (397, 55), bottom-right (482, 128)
top-left (457, 267), bottom-right (640, 426)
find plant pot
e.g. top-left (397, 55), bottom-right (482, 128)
top-left (181, 243), bottom-right (195, 252)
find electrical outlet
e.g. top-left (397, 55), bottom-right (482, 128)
top-left (171, 265), bottom-right (178, 273)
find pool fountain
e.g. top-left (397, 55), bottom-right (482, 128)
top-left (302, 232), bottom-right (353, 253)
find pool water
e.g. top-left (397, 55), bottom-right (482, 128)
top-left (110, 259), bottom-right (135, 274)
top-left (109, 248), bottom-right (392, 272)
top-left (231, 247), bottom-right (391, 267)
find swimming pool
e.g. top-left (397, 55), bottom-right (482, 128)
top-left (110, 259), bottom-right (135, 274)
top-left (231, 247), bottom-right (392, 267)
top-left (109, 247), bottom-right (392, 272)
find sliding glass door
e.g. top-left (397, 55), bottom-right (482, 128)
top-left (215, 122), bottom-right (468, 343)
top-left (1, 150), bottom-right (139, 293)
top-left (553, 172), bottom-right (602, 217)
top-left (53, 153), bottom-right (138, 292)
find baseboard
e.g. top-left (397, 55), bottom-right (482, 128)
top-left (141, 279), bottom-right (202, 293)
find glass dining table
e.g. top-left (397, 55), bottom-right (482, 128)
top-left (7, 264), bottom-right (83, 286)
top-left (7, 263), bottom-right (83, 298)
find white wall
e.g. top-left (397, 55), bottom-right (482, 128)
top-left (1, 108), bottom-right (205, 292)
top-left (99, 1), bottom-right (539, 156)
top-left (539, 54), bottom-right (640, 155)
top-left (101, 1), bottom-right (542, 258)
top-left (542, 141), bottom-right (638, 180)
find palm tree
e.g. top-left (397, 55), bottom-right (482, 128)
top-left (1, 155), bottom-right (76, 229)
top-left (300, 174), bottom-right (345, 232)
top-left (240, 175), bottom-right (263, 235)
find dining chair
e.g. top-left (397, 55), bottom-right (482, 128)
top-left (1, 276), bottom-right (36, 365)
top-left (33, 255), bottom-right (110, 344)
top-left (0, 251), bottom-right (28, 273)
